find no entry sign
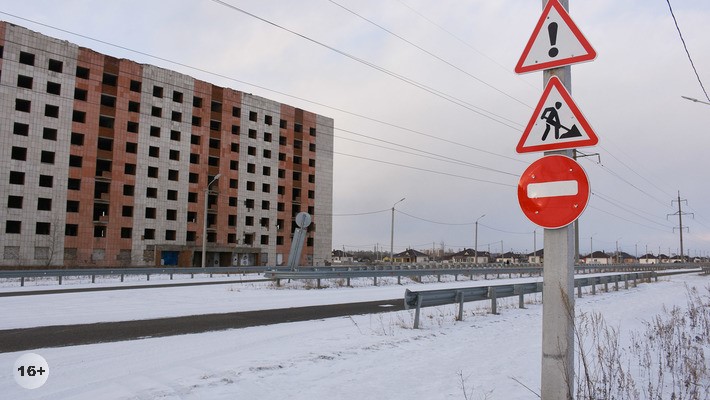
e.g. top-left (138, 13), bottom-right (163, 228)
top-left (517, 154), bottom-right (590, 229)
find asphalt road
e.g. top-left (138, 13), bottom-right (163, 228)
top-left (0, 299), bottom-right (404, 353)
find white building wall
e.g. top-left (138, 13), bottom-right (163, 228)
top-left (314, 114), bottom-right (333, 266)
top-left (0, 25), bottom-right (76, 266)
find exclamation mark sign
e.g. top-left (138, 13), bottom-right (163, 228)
top-left (548, 22), bottom-right (559, 58)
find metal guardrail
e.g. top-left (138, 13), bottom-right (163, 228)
top-left (1, 263), bottom-right (704, 288)
top-left (264, 263), bottom-right (704, 287)
top-left (403, 272), bottom-right (658, 328)
top-left (0, 267), bottom-right (261, 287)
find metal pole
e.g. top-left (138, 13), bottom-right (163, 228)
top-left (540, 2), bottom-right (575, 395)
top-left (201, 174), bottom-right (220, 268)
top-left (390, 198), bottom-right (405, 265)
top-left (475, 214), bottom-right (485, 264)
top-left (677, 192), bottom-right (684, 262)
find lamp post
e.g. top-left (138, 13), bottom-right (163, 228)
top-left (474, 214), bottom-right (485, 264)
top-left (201, 174), bottom-right (221, 268)
top-left (615, 237), bottom-right (622, 264)
top-left (390, 198), bottom-right (405, 265)
top-left (681, 95), bottom-right (710, 106)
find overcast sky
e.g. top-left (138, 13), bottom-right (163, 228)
top-left (3, 0), bottom-right (709, 257)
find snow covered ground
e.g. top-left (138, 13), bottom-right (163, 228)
top-left (1, 272), bottom-right (708, 399)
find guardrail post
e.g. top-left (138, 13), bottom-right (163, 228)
top-left (317, 278), bottom-right (321, 288)
top-left (536, 282), bottom-right (544, 304)
top-left (456, 291), bottom-right (464, 321)
top-left (21, 276), bottom-right (24, 287)
top-left (191, 273), bottom-right (194, 279)
top-left (413, 295), bottom-right (423, 329)
top-left (373, 276), bottom-right (378, 286)
top-left (590, 278), bottom-right (596, 295)
top-left (92, 274), bottom-right (95, 284)
top-left (121, 274), bottom-right (124, 282)
top-left (632, 275), bottom-right (637, 287)
top-left (602, 277), bottom-right (609, 292)
top-left (347, 277), bottom-right (351, 287)
top-left (488, 287), bottom-right (498, 315)
top-left (147, 274), bottom-right (150, 281)
top-left (577, 280), bottom-right (582, 298)
top-left (58, 275), bottom-right (62, 285)
top-left (437, 273), bottom-right (441, 282)
top-left (614, 276), bottom-right (619, 291)
top-left (454, 274), bottom-right (458, 281)
top-left (170, 273), bottom-right (173, 280)
top-left (397, 275), bottom-right (401, 285)
top-left (652, 272), bottom-right (658, 282)
top-left (514, 285), bottom-right (526, 309)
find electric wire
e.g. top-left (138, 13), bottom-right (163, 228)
top-left (335, 128), bottom-right (519, 176)
top-left (2, 12), bottom-right (705, 239)
top-left (207, 0), bottom-right (525, 131)
top-left (665, 0), bottom-right (710, 102)
top-left (0, 12), bottom-right (528, 167)
top-left (332, 151), bottom-right (516, 188)
top-left (588, 206), bottom-right (672, 233)
top-left (328, 0), bottom-right (532, 109)
top-left (591, 192), bottom-right (673, 229)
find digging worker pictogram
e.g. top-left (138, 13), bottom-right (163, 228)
top-left (540, 101), bottom-right (582, 141)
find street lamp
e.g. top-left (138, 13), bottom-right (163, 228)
top-left (474, 214), bottom-right (485, 264)
top-left (615, 237), bottom-right (622, 264)
top-left (201, 174), bottom-right (221, 268)
top-left (390, 198), bottom-right (405, 265)
top-left (681, 95), bottom-right (710, 106)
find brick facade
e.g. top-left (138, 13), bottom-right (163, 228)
top-left (0, 22), bottom-right (333, 268)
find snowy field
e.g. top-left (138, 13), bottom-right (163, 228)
top-left (1, 272), bottom-right (708, 399)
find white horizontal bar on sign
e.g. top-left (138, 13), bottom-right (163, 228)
top-left (527, 180), bottom-right (578, 198)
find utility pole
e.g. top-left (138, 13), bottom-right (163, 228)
top-left (474, 214), bottom-right (485, 264)
top-left (668, 191), bottom-right (693, 262)
top-left (390, 198), bottom-right (405, 265)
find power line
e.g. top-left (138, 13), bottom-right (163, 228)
top-left (5, 10), bottom-right (698, 235)
top-left (328, 0), bottom-right (532, 109)
top-left (665, 0), bottom-right (710, 102)
top-left (0, 12), bottom-right (528, 168)
top-left (335, 128), bottom-right (518, 177)
top-left (332, 151), bottom-right (516, 188)
top-left (207, 0), bottom-right (525, 131)
top-left (591, 192), bottom-right (672, 229)
top-left (396, 210), bottom-right (477, 226)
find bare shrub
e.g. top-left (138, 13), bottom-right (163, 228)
top-left (575, 285), bottom-right (710, 399)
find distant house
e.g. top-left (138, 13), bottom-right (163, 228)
top-left (331, 250), bottom-right (354, 264)
top-left (638, 253), bottom-right (659, 264)
top-left (583, 251), bottom-right (612, 265)
top-left (446, 249), bottom-right (489, 264)
top-left (393, 248), bottom-right (430, 263)
top-left (496, 251), bottom-right (519, 265)
top-left (658, 254), bottom-right (671, 264)
top-left (527, 249), bottom-right (543, 264)
top-left (617, 251), bottom-right (637, 264)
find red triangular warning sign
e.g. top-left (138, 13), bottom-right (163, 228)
top-left (516, 76), bottom-right (598, 153)
top-left (515, 0), bottom-right (596, 74)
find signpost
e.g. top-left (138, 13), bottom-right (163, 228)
top-left (514, 0), bottom-right (599, 397)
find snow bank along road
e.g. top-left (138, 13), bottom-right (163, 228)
top-left (0, 271), bottom-right (701, 352)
